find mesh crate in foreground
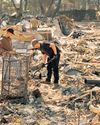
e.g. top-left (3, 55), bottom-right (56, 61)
top-left (1, 54), bottom-right (29, 101)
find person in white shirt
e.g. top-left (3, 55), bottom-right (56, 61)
top-left (21, 18), bottom-right (32, 33)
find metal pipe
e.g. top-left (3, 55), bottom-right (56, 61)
top-left (84, 79), bottom-right (100, 87)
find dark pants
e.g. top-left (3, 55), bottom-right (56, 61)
top-left (46, 54), bottom-right (60, 84)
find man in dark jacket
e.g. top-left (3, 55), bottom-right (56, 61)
top-left (32, 39), bottom-right (60, 89)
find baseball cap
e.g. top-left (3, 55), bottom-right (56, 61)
top-left (32, 39), bottom-right (39, 46)
top-left (7, 28), bottom-right (14, 35)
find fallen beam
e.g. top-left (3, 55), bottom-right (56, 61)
top-left (85, 79), bottom-right (100, 87)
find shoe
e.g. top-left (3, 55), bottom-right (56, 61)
top-left (45, 79), bottom-right (51, 85)
top-left (45, 81), bottom-right (51, 85)
top-left (17, 77), bottom-right (24, 81)
top-left (52, 84), bottom-right (60, 89)
top-left (41, 80), bottom-right (51, 85)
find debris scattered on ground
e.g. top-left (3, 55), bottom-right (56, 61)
top-left (0, 17), bottom-right (100, 125)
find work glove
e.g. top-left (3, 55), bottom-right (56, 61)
top-left (41, 63), bottom-right (46, 68)
top-left (53, 54), bottom-right (58, 60)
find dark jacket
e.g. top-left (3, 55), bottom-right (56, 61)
top-left (40, 42), bottom-right (60, 58)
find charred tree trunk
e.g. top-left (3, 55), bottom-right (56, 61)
top-left (11, 0), bottom-right (19, 13)
top-left (11, 0), bottom-right (22, 18)
top-left (38, 0), bottom-right (62, 17)
top-left (38, 0), bottom-right (45, 15)
top-left (52, 0), bottom-right (62, 18)
top-left (11, 0), bottom-right (28, 19)
top-left (0, 0), bottom-right (3, 13)
top-left (19, 0), bottom-right (23, 18)
top-left (46, 0), bottom-right (54, 17)
top-left (24, 0), bottom-right (28, 11)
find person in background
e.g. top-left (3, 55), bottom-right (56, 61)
top-left (0, 28), bottom-right (14, 53)
top-left (31, 39), bottom-right (61, 89)
top-left (21, 17), bottom-right (32, 32)
top-left (0, 28), bottom-right (22, 81)
top-left (30, 17), bottom-right (39, 31)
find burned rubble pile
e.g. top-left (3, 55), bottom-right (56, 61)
top-left (0, 19), bottom-right (100, 125)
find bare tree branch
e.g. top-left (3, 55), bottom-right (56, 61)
top-left (46, 0), bottom-right (54, 16)
top-left (52, 0), bottom-right (62, 18)
top-left (38, 0), bottom-right (45, 15)
top-left (24, 0), bottom-right (28, 11)
top-left (11, 0), bottom-right (23, 18)
top-left (11, 0), bottom-right (18, 11)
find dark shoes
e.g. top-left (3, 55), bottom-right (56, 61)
top-left (52, 83), bottom-right (60, 89)
top-left (41, 79), bottom-right (60, 89)
top-left (41, 80), bottom-right (51, 85)
top-left (45, 79), bottom-right (51, 85)
top-left (17, 77), bottom-right (24, 81)
top-left (45, 81), bottom-right (51, 85)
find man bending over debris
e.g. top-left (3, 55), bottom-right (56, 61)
top-left (31, 39), bottom-right (61, 89)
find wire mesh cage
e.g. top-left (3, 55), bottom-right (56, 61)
top-left (1, 53), bottom-right (30, 100)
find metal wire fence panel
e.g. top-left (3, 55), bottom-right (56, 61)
top-left (1, 54), bottom-right (29, 99)
top-left (0, 57), bottom-right (2, 95)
